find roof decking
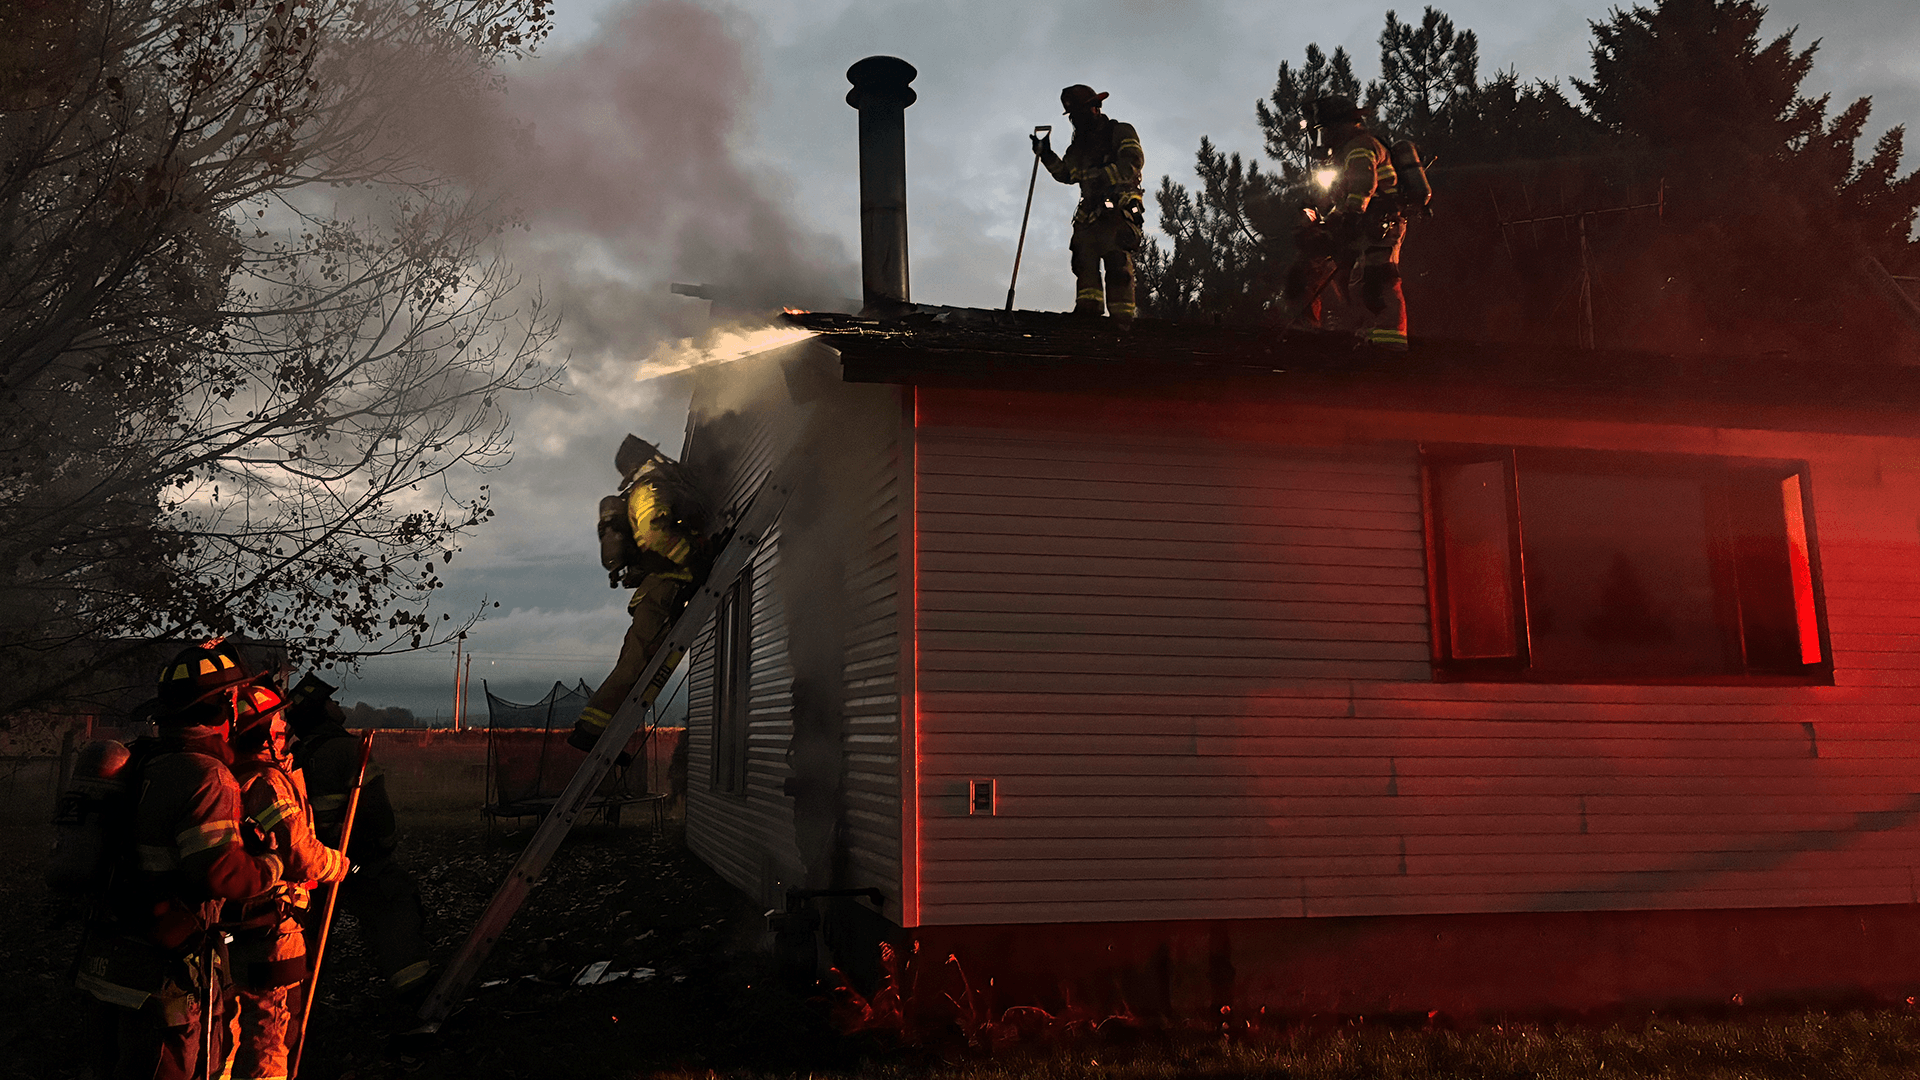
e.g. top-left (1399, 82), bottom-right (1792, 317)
top-left (788, 307), bottom-right (1920, 436)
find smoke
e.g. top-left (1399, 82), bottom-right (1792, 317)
top-left (331, 0), bottom-right (855, 712)
top-left (473, 1), bottom-right (855, 371)
top-left (777, 378), bottom-right (900, 893)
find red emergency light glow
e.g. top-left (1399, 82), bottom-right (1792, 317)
top-left (908, 383), bottom-right (923, 927)
top-left (1781, 473), bottom-right (1821, 665)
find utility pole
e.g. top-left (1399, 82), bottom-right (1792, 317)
top-left (1494, 181), bottom-right (1663, 350)
top-left (450, 633), bottom-right (465, 732)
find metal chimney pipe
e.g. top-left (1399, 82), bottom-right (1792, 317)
top-left (845, 56), bottom-right (916, 317)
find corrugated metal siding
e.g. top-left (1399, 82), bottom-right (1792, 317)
top-left (914, 417), bottom-right (1920, 927)
top-left (683, 369), bottom-right (904, 912)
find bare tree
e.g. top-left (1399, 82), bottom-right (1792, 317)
top-left (0, 0), bottom-right (560, 719)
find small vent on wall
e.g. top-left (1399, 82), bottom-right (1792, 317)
top-left (969, 779), bottom-right (996, 816)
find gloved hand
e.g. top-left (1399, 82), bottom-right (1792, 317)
top-left (1030, 132), bottom-right (1052, 157)
top-left (240, 819), bottom-right (271, 855)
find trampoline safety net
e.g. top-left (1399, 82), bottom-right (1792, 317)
top-left (483, 680), bottom-right (632, 813)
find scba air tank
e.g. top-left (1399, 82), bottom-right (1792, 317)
top-left (45, 739), bottom-right (134, 894)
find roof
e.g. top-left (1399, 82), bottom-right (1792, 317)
top-left (786, 307), bottom-right (1920, 438)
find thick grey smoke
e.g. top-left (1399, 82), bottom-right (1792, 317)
top-left (338, 0), bottom-right (855, 714)
top-left (497, 0), bottom-right (856, 369)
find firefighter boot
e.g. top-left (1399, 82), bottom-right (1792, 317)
top-left (1103, 248), bottom-right (1135, 328)
top-left (567, 708), bottom-right (610, 753)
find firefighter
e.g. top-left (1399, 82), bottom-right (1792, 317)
top-left (569, 434), bottom-right (710, 754)
top-left (226, 679), bottom-right (351, 1080)
top-left (286, 673), bottom-right (433, 998)
top-left (1034, 84), bottom-right (1145, 325)
top-left (73, 639), bottom-right (286, 1080)
top-left (1285, 96), bottom-right (1410, 351)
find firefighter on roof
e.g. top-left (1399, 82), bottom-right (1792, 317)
top-left (1285, 96), bottom-right (1411, 351)
top-left (72, 639), bottom-right (286, 1080)
top-left (1035, 84), bottom-right (1145, 325)
top-left (227, 678), bottom-right (350, 1080)
top-left (287, 673), bottom-right (432, 998)
top-left (570, 434), bottom-right (710, 754)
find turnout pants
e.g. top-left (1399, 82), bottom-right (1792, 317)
top-left (1281, 214), bottom-right (1407, 349)
top-left (342, 856), bottom-right (431, 993)
top-left (80, 936), bottom-right (227, 1080)
top-left (298, 855), bottom-right (431, 1001)
top-left (578, 574), bottom-right (685, 740)
top-left (227, 984), bottom-right (294, 1080)
top-left (88, 991), bottom-right (216, 1080)
top-left (1070, 214), bottom-right (1137, 322)
top-left (228, 915), bottom-right (307, 1080)
top-left (1351, 214), bottom-right (1408, 349)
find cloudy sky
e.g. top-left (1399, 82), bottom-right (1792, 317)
top-left (334, 0), bottom-right (1920, 719)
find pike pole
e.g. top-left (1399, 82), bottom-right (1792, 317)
top-left (289, 730), bottom-right (374, 1079)
top-left (198, 933), bottom-right (218, 1079)
top-left (1006, 124), bottom-right (1051, 311)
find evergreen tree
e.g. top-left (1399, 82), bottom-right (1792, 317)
top-left (1254, 44), bottom-right (1366, 176)
top-left (1574, 0), bottom-right (1920, 355)
top-left (1372, 8), bottom-right (1480, 145)
top-left (1143, 139), bottom-right (1292, 321)
top-left (1144, 7), bottom-right (1588, 323)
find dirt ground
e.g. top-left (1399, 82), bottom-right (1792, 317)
top-left (18, 816), bottom-right (1920, 1080)
top-left (1, 814), bottom-right (868, 1080)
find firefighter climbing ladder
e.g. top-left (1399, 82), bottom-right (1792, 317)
top-left (415, 453), bottom-right (804, 1031)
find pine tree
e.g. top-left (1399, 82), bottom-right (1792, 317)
top-left (1143, 7), bottom-right (1591, 323)
top-left (1372, 8), bottom-right (1480, 145)
top-left (1574, 0), bottom-right (1920, 355)
top-left (1253, 44), bottom-right (1366, 176)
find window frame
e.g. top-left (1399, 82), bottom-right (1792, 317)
top-left (709, 565), bottom-right (754, 795)
top-left (1420, 444), bottom-right (1834, 685)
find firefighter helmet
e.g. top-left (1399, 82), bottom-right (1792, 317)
top-left (154, 639), bottom-right (251, 715)
top-left (1060, 84), bottom-right (1109, 114)
top-left (615, 434), bottom-right (665, 481)
top-left (1304, 96), bottom-right (1366, 128)
top-left (286, 672), bottom-right (339, 736)
top-left (230, 681), bottom-right (287, 753)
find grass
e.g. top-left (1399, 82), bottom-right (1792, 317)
top-left (638, 1008), bottom-right (1920, 1079)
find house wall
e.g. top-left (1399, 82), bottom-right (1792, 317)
top-left (682, 353), bottom-right (907, 918)
top-left (911, 385), bottom-right (1920, 930)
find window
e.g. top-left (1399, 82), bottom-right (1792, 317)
top-left (1423, 447), bottom-right (1827, 682)
top-left (710, 567), bottom-right (753, 793)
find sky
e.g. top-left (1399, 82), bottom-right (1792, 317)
top-left (333, 0), bottom-right (1920, 720)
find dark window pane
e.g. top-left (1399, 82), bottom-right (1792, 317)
top-left (1517, 470), bottom-right (1730, 676)
top-left (1434, 459), bottom-right (1519, 660)
top-left (1723, 472), bottom-right (1800, 670)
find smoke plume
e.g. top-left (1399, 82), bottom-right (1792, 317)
top-left (335, 0), bottom-right (855, 712)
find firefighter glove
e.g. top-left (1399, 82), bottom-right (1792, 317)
top-left (1030, 132), bottom-right (1051, 156)
top-left (240, 818), bottom-right (272, 855)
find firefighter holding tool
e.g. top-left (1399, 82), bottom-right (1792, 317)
top-left (69, 639), bottom-right (286, 1080)
top-left (227, 678), bottom-right (350, 1080)
top-left (1283, 95), bottom-right (1427, 351)
top-left (1034, 84), bottom-right (1145, 325)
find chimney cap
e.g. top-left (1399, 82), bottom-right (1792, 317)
top-left (846, 55), bottom-right (917, 109)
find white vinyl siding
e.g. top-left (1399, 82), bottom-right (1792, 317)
top-left (912, 417), bottom-right (1920, 927)
top-left (684, 363), bottom-right (905, 912)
